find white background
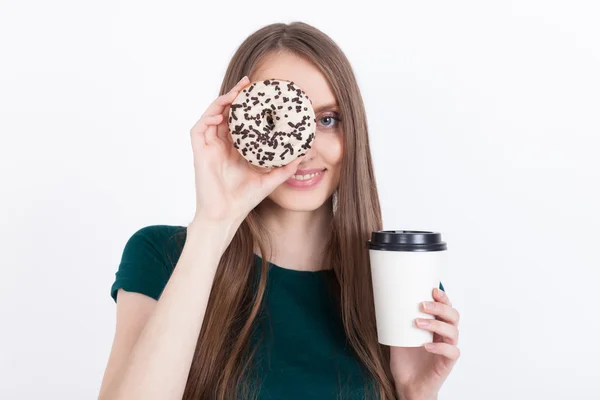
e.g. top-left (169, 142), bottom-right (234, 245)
top-left (1, 0), bottom-right (599, 399)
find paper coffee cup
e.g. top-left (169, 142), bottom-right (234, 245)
top-left (368, 230), bottom-right (447, 347)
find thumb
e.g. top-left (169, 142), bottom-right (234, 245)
top-left (260, 156), bottom-right (305, 192)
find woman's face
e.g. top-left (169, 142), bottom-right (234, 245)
top-left (250, 51), bottom-right (344, 212)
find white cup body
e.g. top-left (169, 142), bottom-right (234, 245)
top-left (369, 249), bottom-right (446, 347)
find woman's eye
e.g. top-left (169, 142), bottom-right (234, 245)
top-left (318, 114), bottom-right (341, 128)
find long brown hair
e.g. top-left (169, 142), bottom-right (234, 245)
top-left (173, 21), bottom-right (396, 400)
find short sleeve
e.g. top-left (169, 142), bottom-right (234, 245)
top-left (110, 225), bottom-right (174, 302)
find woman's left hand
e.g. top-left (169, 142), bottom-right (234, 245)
top-left (389, 287), bottom-right (461, 400)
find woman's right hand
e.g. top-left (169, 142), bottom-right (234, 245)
top-left (188, 76), bottom-right (304, 232)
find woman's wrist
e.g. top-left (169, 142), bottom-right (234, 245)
top-left (187, 216), bottom-right (241, 257)
top-left (396, 387), bottom-right (438, 400)
top-left (394, 379), bottom-right (438, 400)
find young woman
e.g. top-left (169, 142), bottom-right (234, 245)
top-left (99, 22), bottom-right (461, 400)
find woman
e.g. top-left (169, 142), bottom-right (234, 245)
top-left (99, 22), bottom-right (461, 400)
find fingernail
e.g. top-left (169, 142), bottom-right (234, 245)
top-left (231, 77), bottom-right (245, 90)
top-left (422, 301), bottom-right (434, 310)
top-left (416, 319), bottom-right (430, 327)
top-left (437, 288), bottom-right (444, 297)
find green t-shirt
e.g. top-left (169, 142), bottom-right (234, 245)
top-left (110, 224), bottom-right (444, 399)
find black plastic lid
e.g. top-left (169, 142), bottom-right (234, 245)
top-left (367, 230), bottom-right (447, 252)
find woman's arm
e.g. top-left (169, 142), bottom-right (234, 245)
top-left (99, 75), bottom-right (303, 400)
top-left (98, 222), bottom-right (228, 400)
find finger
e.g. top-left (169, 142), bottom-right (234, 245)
top-left (424, 342), bottom-right (461, 360)
top-left (218, 104), bottom-right (232, 140)
top-left (202, 76), bottom-right (249, 119)
top-left (194, 114), bottom-right (222, 133)
top-left (421, 301), bottom-right (460, 326)
top-left (203, 114), bottom-right (223, 144)
top-left (415, 318), bottom-right (459, 345)
top-left (201, 90), bottom-right (238, 120)
top-left (228, 75), bottom-right (250, 93)
top-left (259, 156), bottom-right (305, 191)
top-left (433, 287), bottom-right (452, 307)
top-left (191, 114), bottom-right (223, 145)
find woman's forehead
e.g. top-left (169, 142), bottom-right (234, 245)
top-left (250, 52), bottom-right (337, 110)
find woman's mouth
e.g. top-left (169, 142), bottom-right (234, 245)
top-left (285, 168), bottom-right (326, 189)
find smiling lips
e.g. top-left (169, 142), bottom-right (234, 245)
top-left (285, 168), bottom-right (326, 189)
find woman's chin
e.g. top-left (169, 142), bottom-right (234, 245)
top-left (266, 190), bottom-right (332, 212)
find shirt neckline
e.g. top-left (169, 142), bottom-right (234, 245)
top-left (253, 254), bottom-right (334, 276)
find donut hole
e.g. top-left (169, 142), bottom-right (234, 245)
top-left (265, 113), bottom-right (276, 131)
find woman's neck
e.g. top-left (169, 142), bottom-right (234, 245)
top-left (256, 199), bottom-right (333, 272)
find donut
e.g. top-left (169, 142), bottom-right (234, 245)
top-left (228, 79), bottom-right (316, 168)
